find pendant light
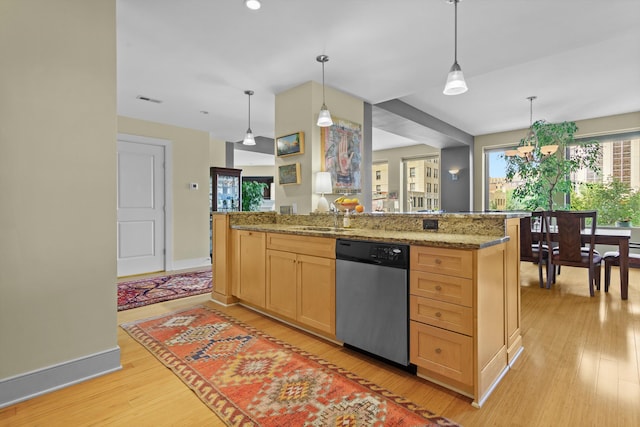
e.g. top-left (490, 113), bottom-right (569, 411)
top-left (316, 55), bottom-right (333, 127)
top-left (505, 96), bottom-right (558, 162)
top-left (242, 90), bottom-right (256, 146)
top-left (443, 0), bottom-right (468, 95)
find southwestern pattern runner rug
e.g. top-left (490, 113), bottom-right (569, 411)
top-left (117, 269), bottom-right (212, 311)
top-left (121, 305), bottom-right (460, 426)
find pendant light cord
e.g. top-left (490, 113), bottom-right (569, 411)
top-left (322, 60), bottom-right (327, 105)
top-left (248, 93), bottom-right (251, 130)
top-left (454, 0), bottom-right (458, 63)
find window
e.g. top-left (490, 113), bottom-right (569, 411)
top-left (484, 132), bottom-right (640, 223)
top-left (434, 169), bottom-right (438, 179)
top-left (404, 156), bottom-right (440, 212)
top-left (372, 162), bottom-right (389, 212)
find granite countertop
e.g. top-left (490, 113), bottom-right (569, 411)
top-left (231, 223), bottom-right (508, 249)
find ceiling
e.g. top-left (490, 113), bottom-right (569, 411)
top-left (117, 0), bottom-right (640, 167)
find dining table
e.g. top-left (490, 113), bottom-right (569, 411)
top-left (532, 227), bottom-right (632, 300)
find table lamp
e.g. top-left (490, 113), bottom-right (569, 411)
top-left (315, 171), bottom-right (332, 212)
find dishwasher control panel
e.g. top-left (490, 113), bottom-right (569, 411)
top-left (336, 239), bottom-right (409, 269)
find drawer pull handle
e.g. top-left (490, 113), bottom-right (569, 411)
top-left (435, 312), bottom-right (442, 317)
top-left (435, 285), bottom-right (442, 291)
top-left (435, 348), bottom-right (442, 354)
top-left (435, 258), bottom-right (442, 264)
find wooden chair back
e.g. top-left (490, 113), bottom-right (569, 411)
top-left (520, 211), bottom-right (544, 263)
top-left (545, 210), bottom-right (598, 267)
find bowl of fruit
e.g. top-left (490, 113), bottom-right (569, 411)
top-left (333, 196), bottom-right (359, 212)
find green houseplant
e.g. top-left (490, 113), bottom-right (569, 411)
top-left (504, 120), bottom-right (601, 211)
top-left (242, 181), bottom-right (267, 212)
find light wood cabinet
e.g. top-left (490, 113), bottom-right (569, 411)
top-left (505, 218), bottom-right (523, 365)
top-left (232, 229), bottom-right (266, 308)
top-left (211, 214), bottom-right (237, 304)
top-left (266, 233), bottom-right (336, 337)
top-left (410, 243), bottom-right (508, 408)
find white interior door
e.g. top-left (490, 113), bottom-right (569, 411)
top-left (117, 140), bottom-right (165, 277)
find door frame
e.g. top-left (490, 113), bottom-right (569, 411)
top-left (117, 133), bottom-right (174, 272)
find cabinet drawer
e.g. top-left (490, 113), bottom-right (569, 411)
top-left (410, 295), bottom-right (473, 336)
top-left (411, 246), bottom-right (473, 278)
top-left (410, 271), bottom-right (473, 307)
top-left (267, 233), bottom-right (335, 258)
top-left (410, 321), bottom-right (473, 386)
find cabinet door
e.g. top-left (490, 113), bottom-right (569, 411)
top-left (297, 254), bottom-right (335, 335)
top-left (212, 214), bottom-right (230, 297)
top-left (235, 230), bottom-right (266, 307)
top-left (266, 249), bottom-right (297, 320)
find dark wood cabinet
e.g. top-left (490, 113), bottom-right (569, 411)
top-left (210, 167), bottom-right (242, 212)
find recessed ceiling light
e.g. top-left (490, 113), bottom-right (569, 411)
top-left (245, 0), bottom-right (261, 11)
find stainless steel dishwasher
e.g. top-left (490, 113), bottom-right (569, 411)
top-left (335, 238), bottom-right (412, 369)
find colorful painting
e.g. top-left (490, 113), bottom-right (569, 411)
top-left (321, 117), bottom-right (362, 193)
top-left (276, 132), bottom-right (304, 157)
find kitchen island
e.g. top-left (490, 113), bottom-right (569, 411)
top-left (211, 211), bottom-right (524, 407)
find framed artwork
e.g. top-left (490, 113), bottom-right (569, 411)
top-left (278, 163), bottom-right (301, 185)
top-left (276, 132), bottom-right (304, 157)
top-left (321, 117), bottom-right (362, 193)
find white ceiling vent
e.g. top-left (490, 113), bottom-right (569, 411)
top-left (136, 95), bottom-right (162, 104)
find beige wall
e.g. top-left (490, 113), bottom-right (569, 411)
top-left (239, 165), bottom-right (275, 177)
top-left (275, 82), bottom-right (364, 213)
top-left (118, 117), bottom-right (211, 263)
top-left (473, 112), bottom-right (640, 211)
top-left (373, 144), bottom-right (441, 211)
top-left (209, 136), bottom-right (226, 168)
top-left (0, 0), bottom-right (117, 378)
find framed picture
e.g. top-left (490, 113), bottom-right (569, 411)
top-left (278, 163), bottom-right (301, 185)
top-left (276, 132), bottom-right (304, 157)
top-left (321, 117), bottom-right (362, 193)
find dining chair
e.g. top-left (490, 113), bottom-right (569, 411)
top-left (603, 242), bottom-right (640, 292)
top-left (520, 212), bottom-right (552, 288)
top-left (543, 210), bottom-right (602, 296)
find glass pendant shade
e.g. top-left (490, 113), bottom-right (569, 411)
top-left (317, 104), bottom-right (333, 127)
top-left (443, 62), bottom-right (468, 95)
top-left (243, 129), bottom-right (255, 146)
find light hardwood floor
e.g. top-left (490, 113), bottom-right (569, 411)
top-left (2, 263), bottom-right (639, 426)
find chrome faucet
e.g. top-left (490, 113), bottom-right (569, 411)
top-left (330, 203), bottom-right (339, 228)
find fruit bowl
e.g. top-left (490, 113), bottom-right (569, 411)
top-left (335, 202), bottom-right (358, 212)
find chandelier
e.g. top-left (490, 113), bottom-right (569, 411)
top-left (505, 96), bottom-right (558, 162)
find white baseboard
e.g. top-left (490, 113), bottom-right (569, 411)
top-left (0, 347), bottom-right (121, 409)
top-left (170, 257), bottom-right (212, 272)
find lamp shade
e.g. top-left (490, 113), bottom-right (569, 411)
top-left (443, 63), bottom-right (468, 95)
top-left (315, 171), bottom-right (332, 194)
top-left (243, 130), bottom-right (256, 146)
top-left (317, 105), bottom-right (333, 127)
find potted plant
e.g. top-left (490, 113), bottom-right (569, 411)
top-left (504, 120), bottom-right (601, 211)
top-left (242, 181), bottom-right (267, 212)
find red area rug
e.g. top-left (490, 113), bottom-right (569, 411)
top-left (121, 305), bottom-right (460, 426)
top-left (117, 269), bottom-right (212, 311)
